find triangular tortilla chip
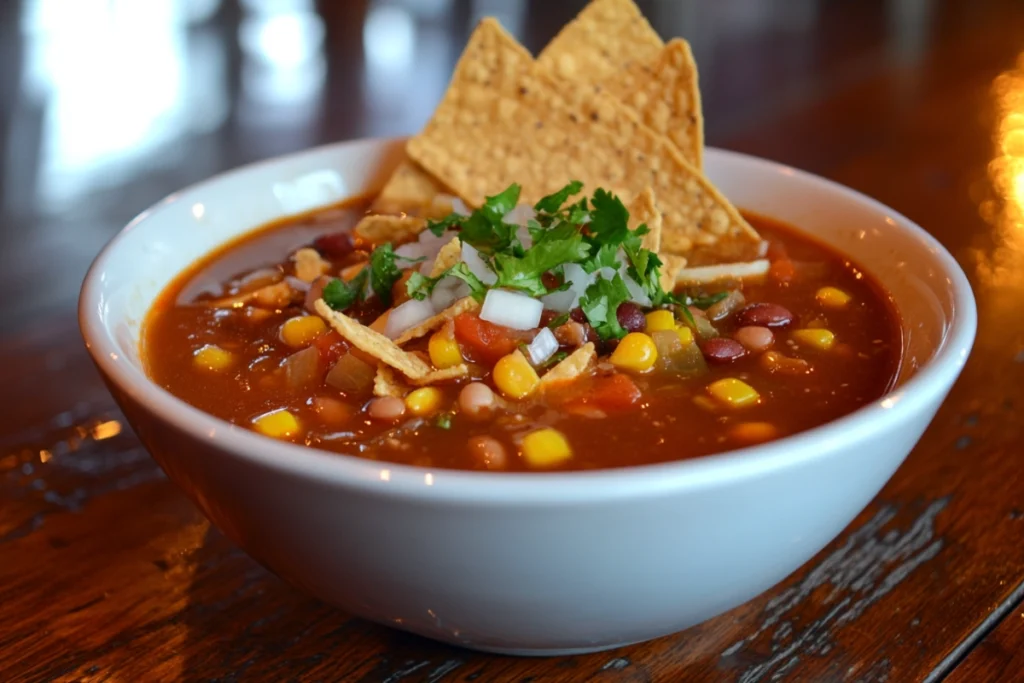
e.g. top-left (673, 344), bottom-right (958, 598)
top-left (659, 254), bottom-right (687, 293)
top-left (354, 214), bottom-right (425, 244)
top-left (629, 188), bottom-right (662, 253)
top-left (540, 342), bottom-right (596, 387)
top-left (675, 259), bottom-right (770, 286)
top-left (370, 160), bottom-right (444, 216)
top-left (394, 296), bottom-right (479, 345)
top-left (619, 39), bottom-right (703, 169)
top-left (407, 19), bottom-right (758, 257)
top-left (537, 0), bottom-right (663, 99)
top-left (314, 299), bottom-right (431, 379)
top-left (409, 364), bottom-right (471, 386)
top-left (428, 237), bottom-right (463, 278)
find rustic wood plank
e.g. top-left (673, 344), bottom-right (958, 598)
top-left (946, 599), bottom-right (1024, 682)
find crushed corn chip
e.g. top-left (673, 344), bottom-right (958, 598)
top-left (394, 296), bottom-right (479, 345)
top-left (540, 342), bottom-right (596, 388)
top-left (314, 299), bottom-right (431, 380)
top-left (353, 214), bottom-right (426, 245)
top-left (429, 237), bottom-right (464, 278)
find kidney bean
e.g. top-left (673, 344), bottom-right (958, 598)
top-left (569, 307), bottom-right (587, 323)
top-left (734, 302), bottom-right (794, 328)
top-left (700, 337), bottom-right (746, 364)
top-left (313, 231), bottom-right (355, 258)
top-left (733, 326), bottom-right (774, 353)
top-left (616, 302), bottom-right (647, 333)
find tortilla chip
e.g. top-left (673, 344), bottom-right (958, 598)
top-left (293, 247), bottom-right (330, 282)
top-left (409, 364), bottom-right (471, 386)
top-left (374, 364), bottom-right (410, 397)
top-left (659, 254), bottom-right (687, 292)
top-left (620, 39), bottom-right (703, 169)
top-left (429, 237), bottom-right (463, 278)
top-left (353, 214), bottom-right (426, 245)
top-left (629, 188), bottom-right (662, 253)
top-left (537, 0), bottom-right (663, 100)
top-left (407, 19), bottom-right (758, 256)
top-left (675, 259), bottom-right (770, 286)
top-left (371, 160), bottom-right (444, 216)
top-left (540, 342), bottom-right (596, 387)
top-left (394, 296), bottom-right (479, 345)
top-left (314, 299), bottom-right (431, 379)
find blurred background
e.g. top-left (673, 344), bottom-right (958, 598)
top-left (0, 0), bottom-right (1011, 333)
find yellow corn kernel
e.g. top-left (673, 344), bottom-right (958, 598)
top-left (675, 325), bottom-right (694, 346)
top-left (280, 315), bottom-right (327, 347)
top-left (730, 421), bottom-right (778, 444)
top-left (645, 309), bottom-right (677, 332)
top-left (791, 328), bottom-right (836, 350)
top-left (405, 387), bottom-right (444, 416)
top-left (521, 428), bottom-right (573, 468)
top-left (610, 332), bottom-right (658, 372)
top-left (816, 286), bottom-right (851, 309)
top-left (428, 330), bottom-right (463, 369)
top-left (194, 344), bottom-right (235, 372)
top-left (707, 378), bottom-right (760, 408)
top-left (253, 409), bottom-right (300, 438)
top-left (493, 350), bottom-right (540, 399)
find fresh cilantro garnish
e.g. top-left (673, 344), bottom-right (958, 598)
top-left (689, 291), bottom-right (730, 309)
top-left (369, 243), bottom-right (403, 307)
top-left (481, 183), bottom-right (521, 224)
top-left (405, 262), bottom-right (488, 302)
top-left (427, 213), bottom-right (463, 236)
top-left (492, 223), bottom-right (590, 296)
top-left (534, 180), bottom-right (583, 214)
top-left (436, 413), bottom-right (453, 429)
top-left (322, 270), bottom-right (367, 312)
top-left (579, 273), bottom-right (632, 339)
top-left (587, 189), bottom-right (632, 246)
top-left (546, 312), bottom-right (570, 329)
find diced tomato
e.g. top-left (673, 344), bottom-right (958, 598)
top-left (569, 373), bottom-right (642, 413)
top-left (765, 240), bottom-right (789, 262)
top-left (312, 330), bottom-right (348, 366)
top-left (453, 313), bottom-right (525, 365)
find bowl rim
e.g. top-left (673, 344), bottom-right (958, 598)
top-left (79, 139), bottom-right (978, 505)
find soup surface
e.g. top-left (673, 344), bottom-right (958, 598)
top-left (143, 198), bottom-right (900, 472)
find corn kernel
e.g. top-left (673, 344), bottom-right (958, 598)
top-left (521, 428), bottom-right (573, 468)
top-left (405, 387), bottom-right (444, 416)
top-left (428, 330), bottom-right (463, 369)
top-left (816, 286), bottom-right (851, 309)
top-left (610, 332), bottom-right (658, 372)
top-left (707, 378), bottom-right (760, 408)
top-left (253, 409), bottom-right (300, 438)
top-left (493, 350), bottom-right (540, 399)
top-left (730, 421), bottom-right (778, 444)
top-left (645, 309), bottom-right (677, 332)
top-left (280, 315), bottom-right (327, 347)
top-left (675, 325), bottom-right (694, 346)
top-left (791, 328), bottom-right (836, 350)
top-left (194, 344), bottom-right (235, 372)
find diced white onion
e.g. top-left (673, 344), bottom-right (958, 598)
top-left (480, 289), bottom-right (543, 330)
top-left (461, 242), bottom-right (498, 285)
top-left (503, 204), bottom-right (536, 227)
top-left (451, 197), bottom-right (471, 216)
top-left (516, 224), bottom-right (533, 250)
top-left (540, 287), bottom-right (576, 313)
top-left (395, 241), bottom-right (428, 268)
top-left (384, 298), bottom-right (436, 339)
top-left (285, 275), bottom-right (311, 292)
top-left (619, 264), bottom-right (652, 307)
top-left (430, 276), bottom-right (471, 311)
top-left (526, 328), bottom-right (559, 365)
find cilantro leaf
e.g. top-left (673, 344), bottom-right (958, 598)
top-left (426, 213), bottom-right (463, 237)
top-left (405, 271), bottom-right (432, 301)
top-left (436, 412), bottom-right (453, 429)
top-left (492, 223), bottom-right (590, 296)
top-left (546, 312), bottom-right (570, 329)
top-left (322, 271), bottom-right (367, 311)
top-left (689, 291), bottom-right (730, 309)
top-left (404, 262), bottom-right (488, 303)
top-left (480, 184), bottom-right (521, 224)
top-left (534, 180), bottom-right (583, 214)
top-left (579, 273), bottom-right (632, 340)
top-left (459, 212), bottom-right (517, 254)
top-left (369, 243), bottom-right (403, 307)
top-left (587, 189), bottom-right (631, 246)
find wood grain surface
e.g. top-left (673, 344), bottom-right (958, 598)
top-left (2, 1), bottom-right (1024, 681)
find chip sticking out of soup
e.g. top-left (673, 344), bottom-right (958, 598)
top-left (142, 0), bottom-right (902, 472)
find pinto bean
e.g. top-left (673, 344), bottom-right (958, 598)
top-left (735, 303), bottom-right (795, 328)
top-left (733, 326), bottom-right (774, 353)
top-left (458, 382), bottom-right (496, 419)
top-left (368, 396), bottom-right (406, 422)
top-left (467, 435), bottom-right (508, 470)
top-left (700, 337), bottom-right (746, 364)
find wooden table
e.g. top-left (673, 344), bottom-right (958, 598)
top-left (2, 1), bottom-right (1023, 680)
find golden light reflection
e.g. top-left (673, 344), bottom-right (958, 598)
top-left (977, 52), bottom-right (1024, 288)
top-left (91, 420), bottom-right (123, 441)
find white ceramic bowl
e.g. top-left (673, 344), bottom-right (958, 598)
top-left (79, 138), bottom-right (976, 655)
